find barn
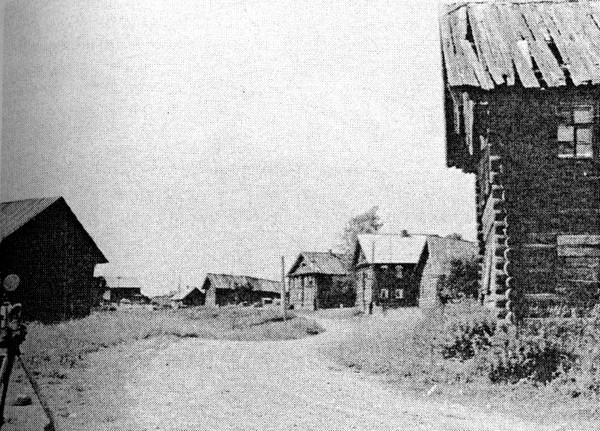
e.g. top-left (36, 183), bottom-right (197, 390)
top-left (417, 236), bottom-right (477, 308)
top-left (0, 197), bottom-right (107, 322)
top-left (202, 273), bottom-right (281, 307)
top-left (440, 0), bottom-right (600, 319)
top-left (171, 286), bottom-right (205, 308)
top-left (287, 251), bottom-right (350, 310)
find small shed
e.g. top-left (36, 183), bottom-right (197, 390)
top-left (287, 251), bottom-right (350, 310)
top-left (202, 273), bottom-right (281, 307)
top-left (171, 286), bottom-right (205, 308)
top-left (0, 197), bottom-right (107, 322)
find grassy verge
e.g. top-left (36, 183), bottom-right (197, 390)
top-left (22, 306), bottom-right (323, 378)
top-left (323, 304), bottom-right (600, 428)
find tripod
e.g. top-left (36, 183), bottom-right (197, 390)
top-left (0, 303), bottom-right (56, 431)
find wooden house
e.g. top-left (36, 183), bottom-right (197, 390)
top-left (353, 233), bottom-right (426, 311)
top-left (440, 0), bottom-right (600, 319)
top-left (0, 197), bottom-right (107, 322)
top-left (287, 251), bottom-right (350, 310)
top-left (101, 276), bottom-right (147, 304)
top-left (353, 233), bottom-right (476, 311)
top-left (171, 286), bottom-right (205, 308)
top-left (202, 273), bottom-right (281, 307)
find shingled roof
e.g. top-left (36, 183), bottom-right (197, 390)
top-left (287, 251), bottom-right (349, 277)
top-left (440, 0), bottom-right (600, 89)
top-left (203, 273), bottom-right (282, 294)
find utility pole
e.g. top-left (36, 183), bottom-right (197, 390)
top-left (281, 256), bottom-right (287, 321)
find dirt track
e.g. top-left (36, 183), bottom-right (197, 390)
top-left (122, 318), bottom-right (539, 431)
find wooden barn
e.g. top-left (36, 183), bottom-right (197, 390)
top-left (287, 251), bottom-right (350, 310)
top-left (101, 276), bottom-right (147, 304)
top-left (171, 286), bottom-right (205, 308)
top-left (353, 233), bottom-right (426, 311)
top-left (440, 0), bottom-right (600, 319)
top-left (0, 197), bottom-right (107, 322)
top-left (418, 236), bottom-right (477, 308)
top-left (202, 273), bottom-right (281, 307)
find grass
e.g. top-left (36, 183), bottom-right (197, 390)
top-left (323, 304), bottom-right (600, 428)
top-left (22, 306), bottom-right (324, 378)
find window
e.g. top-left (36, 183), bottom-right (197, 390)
top-left (394, 288), bottom-right (404, 299)
top-left (557, 105), bottom-right (594, 158)
top-left (395, 265), bottom-right (404, 278)
top-left (380, 289), bottom-right (389, 299)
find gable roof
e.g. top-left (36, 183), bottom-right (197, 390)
top-left (0, 197), bottom-right (61, 241)
top-left (103, 276), bottom-right (142, 289)
top-left (287, 251), bottom-right (348, 276)
top-left (355, 234), bottom-right (428, 265)
top-left (171, 286), bottom-right (203, 301)
top-left (0, 197), bottom-right (107, 263)
top-left (203, 273), bottom-right (282, 294)
top-left (440, 0), bottom-right (600, 90)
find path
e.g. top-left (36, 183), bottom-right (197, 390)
top-left (124, 316), bottom-right (540, 431)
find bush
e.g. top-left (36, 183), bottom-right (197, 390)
top-left (437, 258), bottom-right (479, 305)
top-left (485, 325), bottom-right (576, 384)
top-left (440, 303), bottom-right (496, 360)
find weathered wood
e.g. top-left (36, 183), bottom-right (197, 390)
top-left (557, 235), bottom-right (600, 247)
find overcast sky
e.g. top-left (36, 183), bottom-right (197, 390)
top-left (1, 0), bottom-right (474, 296)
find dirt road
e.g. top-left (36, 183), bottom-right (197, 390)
top-left (122, 318), bottom-right (539, 431)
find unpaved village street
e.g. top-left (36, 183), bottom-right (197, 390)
top-left (123, 318), bottom-right (538, 431)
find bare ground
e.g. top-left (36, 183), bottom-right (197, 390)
top-left (2, 316), bottom-right (562, 431)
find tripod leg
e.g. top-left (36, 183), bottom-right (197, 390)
top-left (0, 354), bottom-right (15, 430)
top-left (17, 356), bottom-right (56, 431)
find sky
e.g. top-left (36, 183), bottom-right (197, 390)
top-left (1, 0), bottom-right (475, 296)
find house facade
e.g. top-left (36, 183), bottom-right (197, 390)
top-left (287, 251), bottom-right (350, 310)
top-left (353, 233), bottom-right (425, 311)
top-left (202, 273), bottom-right (281, 307)
top-left (0, 197), bottom-right (107, 322)
top-left (440, 0), bottom-right (600, 319)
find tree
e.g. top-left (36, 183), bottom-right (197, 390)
top-left (340, 206), bottom-right (383, 256)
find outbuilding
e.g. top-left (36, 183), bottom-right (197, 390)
top-left (0, 197), bottom-right (107, 322)
top-left (171, 286), bottom-right (205, 308)
top-left (202, 273), bottom-right (281, 307)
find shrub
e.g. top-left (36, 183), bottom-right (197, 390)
top-left (437, 258), bottom-right (479, 305)
top-left (440, 304), bottom-right (496, 360)
top-left (485, 327), bottom-right (576, 384)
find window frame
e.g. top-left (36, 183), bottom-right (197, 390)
top-left (557, 104), bottom-right (595, 159)
top-left (394, 288), bottom-right (404, 299)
